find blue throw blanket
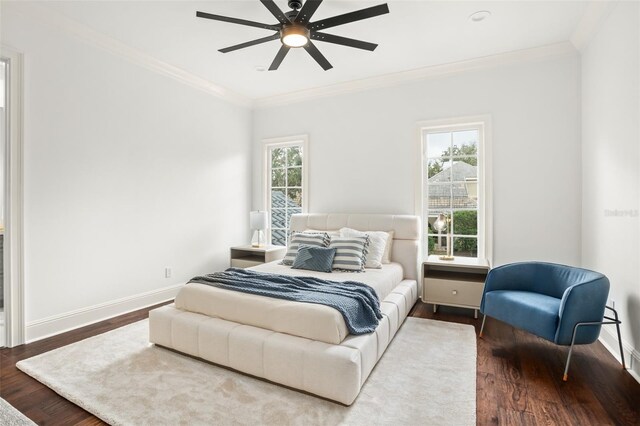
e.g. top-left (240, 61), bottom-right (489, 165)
top-left (189, 268), bottom-right (382, 335)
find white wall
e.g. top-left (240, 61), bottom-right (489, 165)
top-left (2, 6), bottom-right (252, 340)
top-left (581, 2), bottom-right (640, 377)
top-left (253, 53), bottom-right (581, 267)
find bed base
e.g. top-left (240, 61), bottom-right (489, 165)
top-left (149, 279), bottom-right (417, 405)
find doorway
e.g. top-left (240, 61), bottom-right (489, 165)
top-left (0, 48), bottom-right (24, 348)
top-left (0, 58), bottom-right (6, 347)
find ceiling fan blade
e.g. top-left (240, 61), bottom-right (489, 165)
top-left (303, 41), bottom-right (333, 70)
top-left (260, 0), bottom-right (290, 25)
top-left (309, 3), bottom-right (389, 31)
top-left (269, 45), bottom-right (291, 70)
top-left (294, 0), bottom-right (323, 24)
top-left (219, 33), bottom-right (280, 53)
top-left (196, 11), bottom-right (280, 31)
top-left (310, 32), bottom-right (377, 51)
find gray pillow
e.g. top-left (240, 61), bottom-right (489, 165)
top-left (291, 245), bottom-right (336, 273)
top-left (281, 232), bottom-right (330, 265)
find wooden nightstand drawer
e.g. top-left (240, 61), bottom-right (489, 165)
top-left (424, 278), bottom-right (485, 308)
top-left (231, 258), bottom-right (264, 268)
top-left (422, 256), bottom-right (491, 318)
top-left (230, 245), bottom-right (287, 269)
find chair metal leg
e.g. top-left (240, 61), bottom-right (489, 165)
top-left (562, 307), bottom-right (626, 381)
top-left (610, 307), bottom-right (626, 369)
top-left (479, 314), bottom-right (487, 338)
top-left (563, 325), bottom-right (580, 381)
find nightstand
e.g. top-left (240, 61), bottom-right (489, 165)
top-left (423, 255), bottom-right (491, 318)
top-left (230, 245), bottom-right (287, 268)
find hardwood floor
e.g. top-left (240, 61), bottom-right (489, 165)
top-left (1, 301), bottom-right (639, 425)
top-left (411, 303), bottom-right (640, 426)
top-left (0, 303), bottom-right (170, 426)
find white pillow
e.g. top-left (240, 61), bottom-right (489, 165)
top-left (304, 229), bottom-right (340, 238)
top-left (382, 230), bottom-right (394, 264)
top-left (339, 227), bottom-right (389, 269)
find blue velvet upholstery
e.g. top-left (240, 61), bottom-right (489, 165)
top-left (480, 262), bottom-right (609, 346)
top-left (483, 290), bottom-right (561, 342)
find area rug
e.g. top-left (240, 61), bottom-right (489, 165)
top-left (17, 318), bottom-right (476, 425)
top-left (0, 397), bottom-right (36, 426)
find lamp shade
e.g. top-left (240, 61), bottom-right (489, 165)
top-left (433, 213), bottom-right (448, 232)
top-left (250, 211), bottom-right (268, 231)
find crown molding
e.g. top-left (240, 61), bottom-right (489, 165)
top-left (570, 0), bottom-right (617, 51)
top-left (253, 41), bottom-right (577, 109)
top-left (7, 2), bottom-right (252, 108)
top-left (6, 2), bottom-right (582, 111)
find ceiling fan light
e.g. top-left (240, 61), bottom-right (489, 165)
top-left (283, 34), bottom-right (308, 47)
top-left (281, 25), bottom-right (309, 48)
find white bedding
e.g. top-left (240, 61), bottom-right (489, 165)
top-left (174, 261), bottom-right (404, 345)
top-left (250, 261), bottom-right (404, 300)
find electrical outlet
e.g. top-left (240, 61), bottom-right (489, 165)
top-left (609, 298), bottom-right (615, 309)
top-left (165, 267), bottom-right (172, 278)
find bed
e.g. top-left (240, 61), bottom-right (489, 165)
top-left (149, 213), bottom-right (420, 405)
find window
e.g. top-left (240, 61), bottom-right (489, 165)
top-left (264, 136), bottom-right (308, 246)
top-left (420, 118), bottom-right (491, 260)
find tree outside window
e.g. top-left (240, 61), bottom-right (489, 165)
top-left (266, 141), bottom-right (306, 246)
top-left (424, 129), bottom-right (481, 258)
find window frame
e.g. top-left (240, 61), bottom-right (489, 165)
top-left (262, 135), bottom-right (309, 246)
top-left (416, 116), bottom-right (492, 262)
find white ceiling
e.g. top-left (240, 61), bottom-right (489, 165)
top-left (32, 1), bottom-right (589, 100)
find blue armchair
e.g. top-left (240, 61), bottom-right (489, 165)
top-left (479, 262), bottom-right (625, 381)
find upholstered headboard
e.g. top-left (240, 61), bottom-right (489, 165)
top-left (289, 213), bottom-right (421, 281)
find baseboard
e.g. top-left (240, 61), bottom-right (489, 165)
top-left (25, 283), bottom-right (183, 343)
top-left (598, 327), bottom-right (640, 384)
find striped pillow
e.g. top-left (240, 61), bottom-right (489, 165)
top-left (339, 227), bottom-right (390, 269)
top-left (281, 232), bottom-right (330, 266)
top-left (329, 235), bottom-right (370, 272)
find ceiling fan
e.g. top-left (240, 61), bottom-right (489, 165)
top-left (196, 0), bottom-right (389, 71)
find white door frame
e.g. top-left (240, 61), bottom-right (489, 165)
top-left (1, 46), bottom-right (25, 347)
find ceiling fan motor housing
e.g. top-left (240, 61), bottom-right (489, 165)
top-left (285, 10), bottom-right (299, 21)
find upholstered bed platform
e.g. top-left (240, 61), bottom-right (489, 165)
top-left (149, 213), bottom-right (420, 405)
top-left (173, 262), bottom-right (405, 344)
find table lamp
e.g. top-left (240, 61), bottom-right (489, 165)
top-left (250, 211), bottom-right (268, 247)
top-left (433, 213), bottom-right (454, 261)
